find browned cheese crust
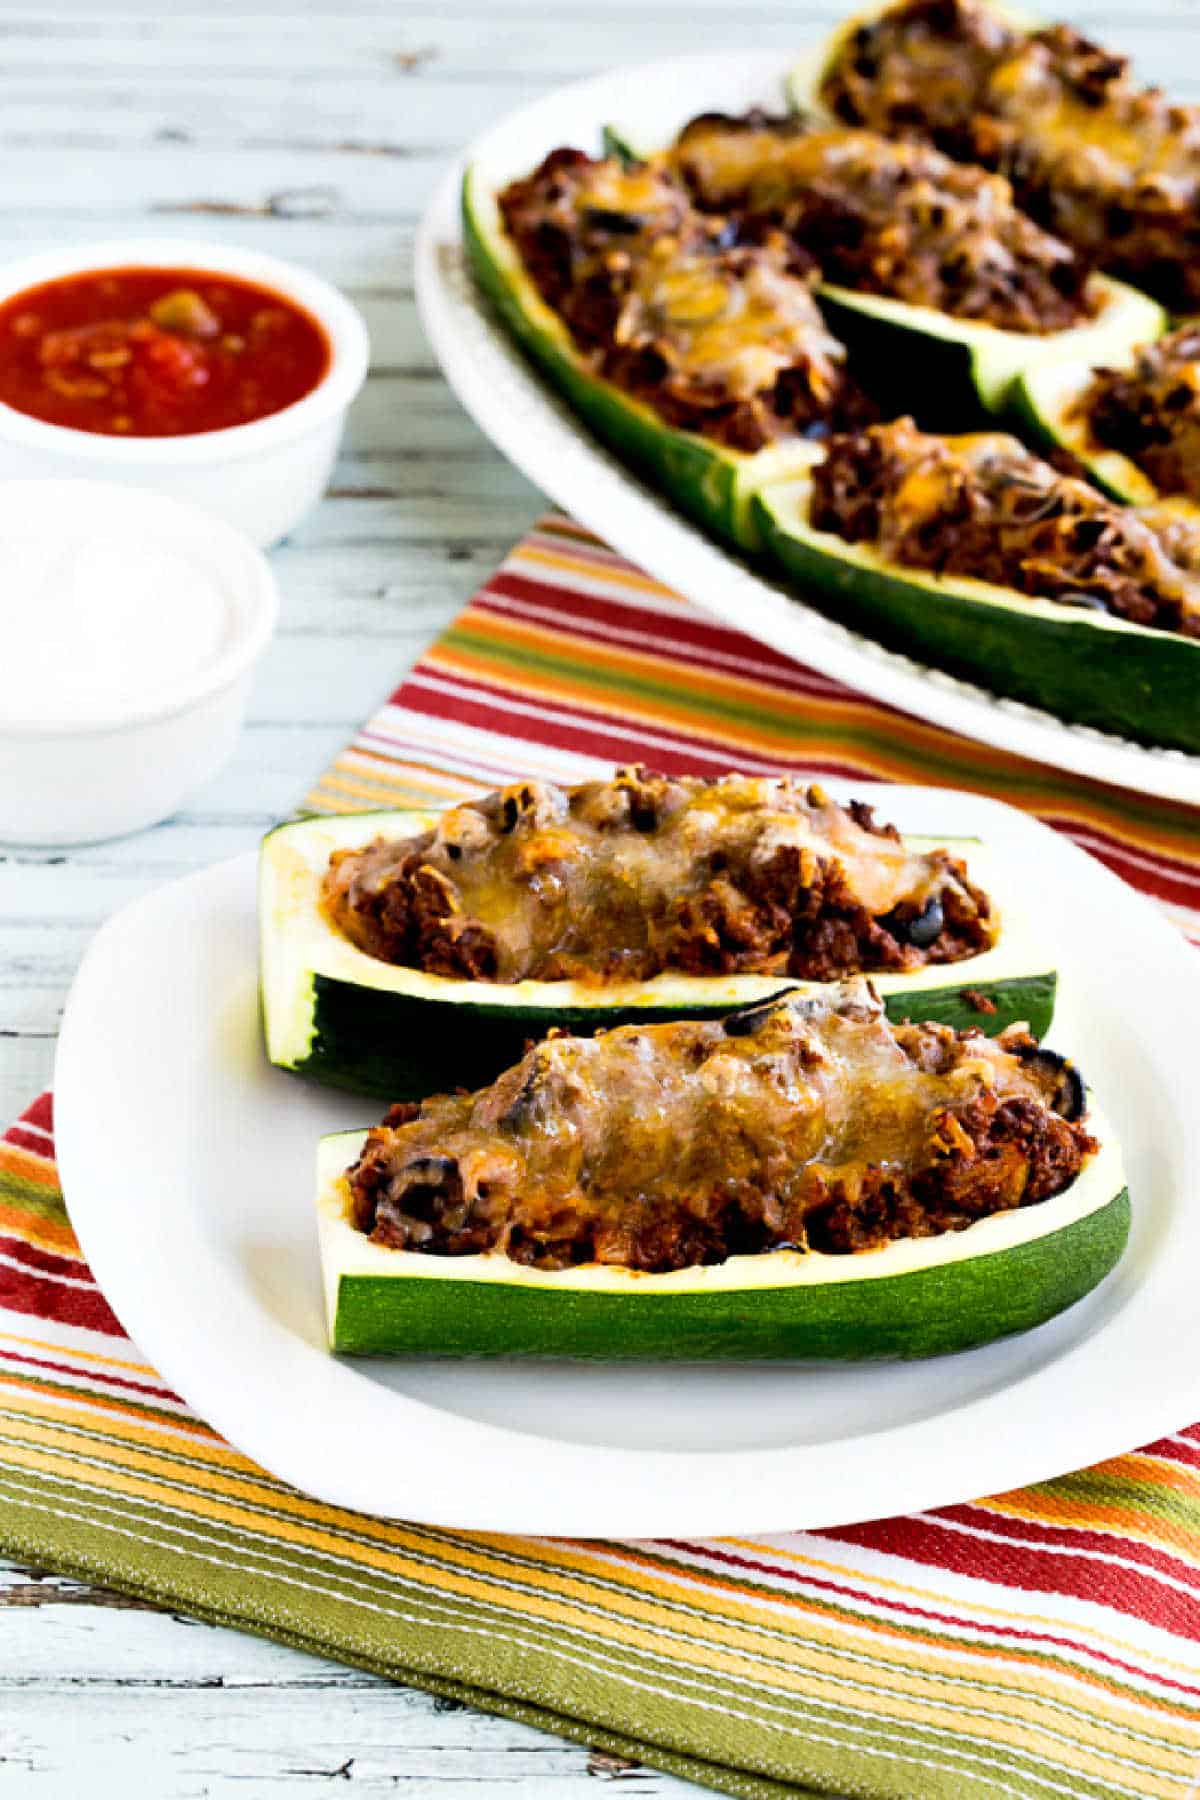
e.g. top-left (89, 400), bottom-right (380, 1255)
top-left (322, 768), bottom-right (994, 983)
top-left (346, 982), bottom-right (1093, 1272)
top-left (497, 150), bottom-right (873, 451)
top-left (666, 112), bottom-right (1092, 334)
top-left (811, 416), bottom-right (1200, 635)
top-left (1083, 326), bottom-right (1200, 505)
top-left (819, 0), bottom-right (1200, 311)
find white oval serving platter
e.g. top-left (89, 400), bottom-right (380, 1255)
top-left (414, 49), bottom-right (1200, 805)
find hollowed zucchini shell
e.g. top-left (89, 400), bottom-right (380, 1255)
top-left (754, 468), bottom-right (1200, 753)
top-left (260, 808), bottom-right (1057, 1100)
top-left (1011, 357), bottom-right (1200, 519)
top-left (317, 1105), bottom-right (1128, 1360)
top-left (813, 279), bottom-right (1165, 432)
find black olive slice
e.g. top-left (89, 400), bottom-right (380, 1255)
top-left (906, 895), bottom-right (945, 948)
top-left (1012, 1044), bottom-right (1087, 1120)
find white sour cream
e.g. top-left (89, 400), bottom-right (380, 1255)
top-left (0, 530), bottom-right (231, 726)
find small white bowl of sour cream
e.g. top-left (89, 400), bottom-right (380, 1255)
top-left (0, 239), bottom-right (369, 547)
top-left (0, 479), bottom-right (278, 844)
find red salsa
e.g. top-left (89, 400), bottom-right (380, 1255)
top-left (0, 266), bottom-right (331, 437)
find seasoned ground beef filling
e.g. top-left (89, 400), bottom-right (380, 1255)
top-left (819, 0), bottom-right (1200, 310)
top-left (811, 417), bottom-right (1200, 636)
top-left (497, 150), bottom-right (870, 451)
top-left (322, 769), bottom-right (994, 983)
top-left (346, 983), bottom-right (1093, 1273)
top-left (667, 113), bottom-right (1091, 335)
top-left (1083, 328), bottom-right (1200, 505)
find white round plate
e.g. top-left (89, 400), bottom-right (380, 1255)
top-left (54, 785), bottom-right (1200, 1536)
top-left (414, 49), bottom-right (1200, 806)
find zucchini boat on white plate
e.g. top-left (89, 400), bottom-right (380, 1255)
top-left (316, 982), bottom-right (1127, 1360)
top-left (261, 772), bottom-right (1057, 1099)
top-left (755, 421), bottom-right (1200, 754)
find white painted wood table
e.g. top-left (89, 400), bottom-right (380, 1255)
top-left (2, 0), bottom-right (1198, 1792)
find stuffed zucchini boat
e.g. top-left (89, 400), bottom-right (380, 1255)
top-left (1014, 325), bottom-right (1200, 515)
top-left (261, 768), bottom-right (1056, 1099)
top-left (755, 419), bottom-right (1200, 752)
top-left (462, 150), bottom-right (880, 552)
top-left (317, 981), bottom-right (1127, 1360)
top-left (793, 0), bottom-right (1200, 314)
top-left (652, 109), bottom-right (1164, 428)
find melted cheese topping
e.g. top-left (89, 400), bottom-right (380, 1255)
top-left (618, 243), bottom-right (843, 400)
top-left (812, 417), bottom-right (1200, 636)
top-left (671, 122), bottom-right (1011, 216)
top-left (347, 982), bottom-right (1091, 1271)
top-left (986, 40), bottom-right (1200, 193)
top-left (498, 152), bottom-right (845, 414)
top-left (818, 0), bottom-right (1200, 304)
top-left (323, 771), bottom-right (993, 983)
top-left (665, 119), bottom-right (1090, 332)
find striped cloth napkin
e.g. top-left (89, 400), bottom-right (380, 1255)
top-left (3, 513), bottom-right (1200, 1800)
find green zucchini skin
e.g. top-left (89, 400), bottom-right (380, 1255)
top-left (286, 968), bottom-right (1056, 1100)
top-left (320, 1071), bottom-right (1127, 1363)
top-left (815, 291), bottom-right (1000, 430)
top-left (755, 482), bottom-right (1200, 754)
top-left (807, 278), bottom-right (1162, 430)
top-left (328, 1189), bottom-right (1130, 1360)
top-left (461, 164), bottom-right (817, 552)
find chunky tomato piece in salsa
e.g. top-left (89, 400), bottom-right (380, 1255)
top-left (0, 267), bottom-right (331, 437)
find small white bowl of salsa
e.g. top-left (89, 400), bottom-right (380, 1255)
top-left (0, 240), bottom-right (369, 546)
